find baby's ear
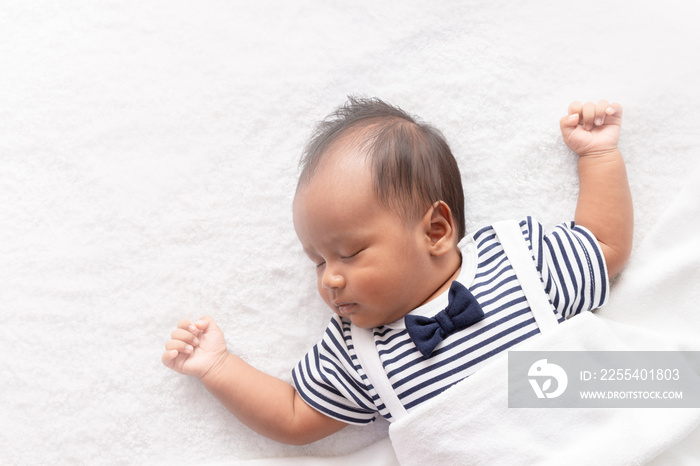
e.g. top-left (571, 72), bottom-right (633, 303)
top-left (424, 201), bottom-right (456, 256)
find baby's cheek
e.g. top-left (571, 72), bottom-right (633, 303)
top-left (360, 279), bottom-right (392, 306)
top-left (317, 286), bottom-right (333, 309)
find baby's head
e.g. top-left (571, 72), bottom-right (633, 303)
top-left (293, 97), bottom-right (465, 327)
top-left (297, 96), bottom-right (465, 240)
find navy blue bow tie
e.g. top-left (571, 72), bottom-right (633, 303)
top-left (405, 281), bottom-right (485, 358)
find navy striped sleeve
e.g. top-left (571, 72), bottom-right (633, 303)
top-left (522, 217), bottom-right (609, 319)
top-left (291, 316), bottom-right (378, 425)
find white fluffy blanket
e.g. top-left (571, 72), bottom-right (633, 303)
top-left (2, 0), bottom-right (699, 464)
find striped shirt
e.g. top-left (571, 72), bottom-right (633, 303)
top-left (292, 217), bottom-right (609, 424)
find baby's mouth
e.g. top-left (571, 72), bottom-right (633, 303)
top-left (334, 302), bottom-right (357, 315)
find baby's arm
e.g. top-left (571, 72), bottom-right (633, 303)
top-left (162, 317), bottom-right (347, 444)
top-left (560, 100), bottom-right (633, 277)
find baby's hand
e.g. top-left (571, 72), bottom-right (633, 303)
top-left (560, 100), bottom-right (622, 157)
top-left (161, 316), bottom-right (228, 379)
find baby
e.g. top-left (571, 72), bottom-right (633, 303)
top-left (162, 97), bottom-right (633, 445)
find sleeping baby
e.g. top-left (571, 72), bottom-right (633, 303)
top-left (162, 96), bottom-right (633, 444)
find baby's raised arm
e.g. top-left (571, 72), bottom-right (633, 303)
top-left (162, 316), bottom-right (347, 444)
top-left (560, 100), bottom-right (633, 276)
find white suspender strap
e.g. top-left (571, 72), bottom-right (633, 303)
top-left (492, 220), bottom-right (559, 333)
top-left (351, 324), bottom-right (409, 421)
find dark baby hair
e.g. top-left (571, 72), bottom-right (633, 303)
top-left (297, 96), bottom-right (466, 240)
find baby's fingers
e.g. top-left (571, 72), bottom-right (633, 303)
top-left (193, 315), bottom-right (216, 332)
top-left (161, 339), bottom-right (195, 371)
top-left (560, 102), bottom-right (582, 137)
top-left (580, 102), bottom-right (597, 131)
top-left (177, 318), bottom-right (202, 336)
top-left (165, 338), bottom-right (195, 355)
top-left (161, 345), bottom-right (189, 370)
top-left (170, 328), bottom-right (200, 346)
top-left (605, 102), bottom-right (623, 122)
top-left (566, 100), bottom-right (621, 131)
top-left (561, 101), bottom-right (584, 134)
top-left (161, 349), bottom-right (178, 368)
top-left (594, 100), bottom-right (610, 126)
top-left (568, 101), bottom-right (583, 116)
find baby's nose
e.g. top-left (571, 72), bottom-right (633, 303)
top-left (322, 271), bottom-right (345, 290)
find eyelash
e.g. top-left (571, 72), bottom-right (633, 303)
top-left (314, 250), bottom-right (362, 269)
top-left (341, 251), bottom-right (359, 260)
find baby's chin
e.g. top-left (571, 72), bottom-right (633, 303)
top-left (338, 310), bottom-right (401, 329)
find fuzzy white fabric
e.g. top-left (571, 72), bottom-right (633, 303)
top-left (2, 0), bottom-right (699, 464)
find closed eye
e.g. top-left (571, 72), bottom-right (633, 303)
top-left (341, 249), bottom-right (364, 261)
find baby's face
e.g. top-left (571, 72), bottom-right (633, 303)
top-left (293, 152), bottom-right (437, 328)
